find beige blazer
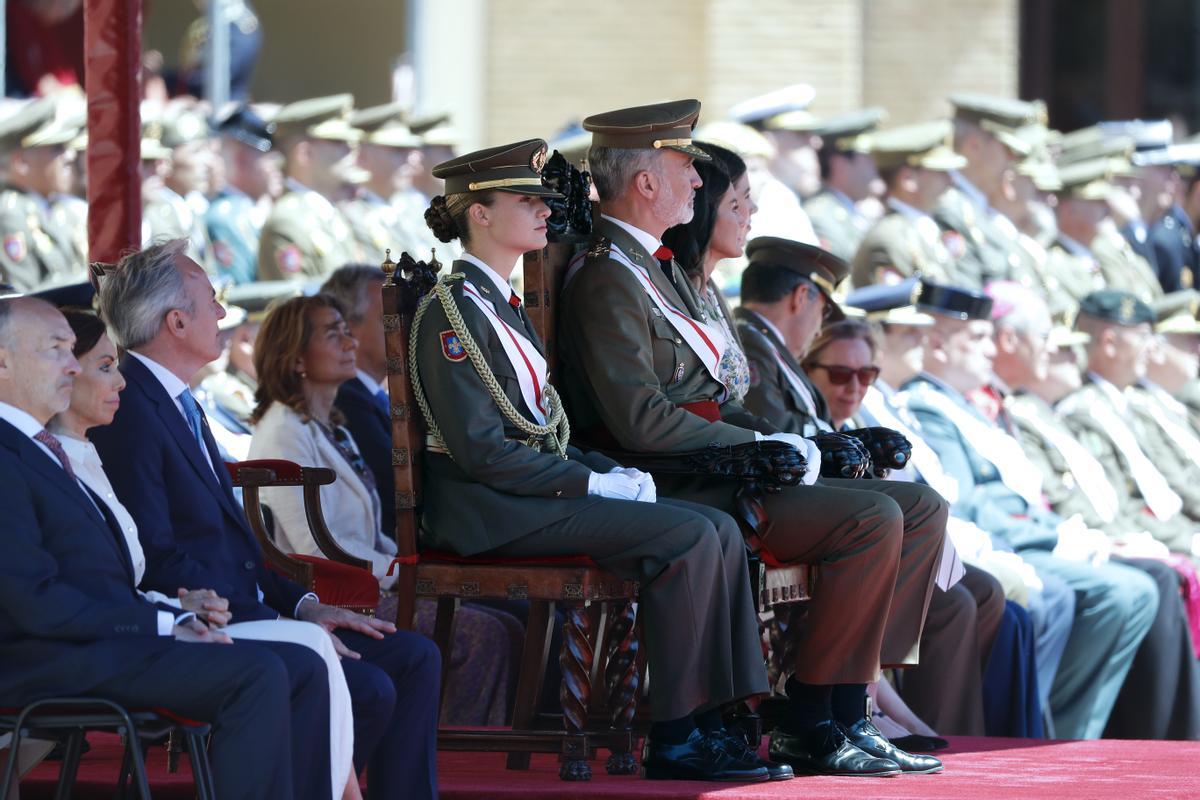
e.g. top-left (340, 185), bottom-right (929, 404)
top-left (248, 402), bottom-right (398, 588)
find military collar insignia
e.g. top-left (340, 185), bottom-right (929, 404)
top-left (587, 236), bottom-right (612, 259)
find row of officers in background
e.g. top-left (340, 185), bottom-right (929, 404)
top-left (5, 84), bottom-right (1200, 329)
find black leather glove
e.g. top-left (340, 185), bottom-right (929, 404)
top-left (844, 427), bottom-right (911, 478)
top-left (809, 432), bottom-right (871, 479)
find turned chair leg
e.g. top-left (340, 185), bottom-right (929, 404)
top-left (558, 604), bottom-right (593, 781)
top-left (603, 601), bottom-right (639, 776)
top-left (505, 601), bottom-right (554, 771)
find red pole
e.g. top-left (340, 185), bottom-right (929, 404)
top-left (84, 0), bottom-right (142, 270)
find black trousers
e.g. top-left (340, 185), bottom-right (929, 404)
top-left (1104, 557), bottom-right (1200, 740)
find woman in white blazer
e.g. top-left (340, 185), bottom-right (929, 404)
top-left (247, 294), bottom-right (521, 725)
top-left (50, 309), bottom-right (360, 800)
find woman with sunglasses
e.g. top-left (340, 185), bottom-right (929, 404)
top-left (803, 320), bottom-right (884, 430)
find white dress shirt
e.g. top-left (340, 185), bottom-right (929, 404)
top-left (460, 251), bottom-right (520, 298)
top-left (601, 214), bottom-right (664, 256)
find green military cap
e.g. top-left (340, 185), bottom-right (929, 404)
top-left (949, 93), bottom-right (1044, 155)
top-left (0, 98), bottom-right (75, 150)
top-left (745, 236), bottom-right (849, 320)
top-left (347, 102), bottom-right (408, 133)
top-left (431, 138), bottom-right (564, 198)
top-left (1055, 158), bottom-right (1118, 201)
top-left (1152, 290), bottom-right (1200, 335)
top-left (1078, 289), bottom-right (1155, 326)
top-left (408, 113), bottom-right (461, 147)
top-left (160, 107), bottom-right (211, 148)
top-left (408, 112), bottom-right (450, 135)
top-left (366, 123), bottom-right (423, 149)
top-left (811, 108), bottom-right (887, 153)
top-left (272, 94), bottom-right (360, 143)
top-left (727, 84), bottom-right (815, 126)
top-left (695, 121), bottom-right (775, 159)
top-left (866, 119), bottom-right (964, 171)
top-left (1057, 129), bottom-right (1134, 167)
top-left (583, 99), bottom-right (712, 161)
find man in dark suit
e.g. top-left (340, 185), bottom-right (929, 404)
top-left (0, 296), bottom-right (317, 800)
top-left (320, 265), bottom-right (395, 536)
top-left (91, 240), bottom-right (440, 800)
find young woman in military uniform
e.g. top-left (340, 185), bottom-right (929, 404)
top-left (408, 138), bottom-right (780, 782)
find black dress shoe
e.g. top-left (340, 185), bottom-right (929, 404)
top-left (843, 718), bottom-right (944, 774)
top-left (642, 729), bottom-right (770, 782)
top-left (768, 721), bottom-right (901, 777)
top-left (710, 729), bottom-right (794, 781)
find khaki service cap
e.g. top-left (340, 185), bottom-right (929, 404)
top-left (745, 236), bottom-right (849, 321)
top-left (867, 119), bottom-right (965, 172)
top-left (583, 99), bottom-right (712, 161)
top-left (431, 138), bottom-right (564, 198)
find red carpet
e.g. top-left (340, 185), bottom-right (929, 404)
top-left (17, 733), bottom-right (1200, 799)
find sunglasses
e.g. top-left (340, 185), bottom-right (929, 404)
top-left (807, 363), bottom-right (881, 386)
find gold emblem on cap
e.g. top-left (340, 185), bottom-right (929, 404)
top-left (1119, 296), bottom-right (1136, 321)
top-left (910, 281), bottom-right (924, 305)
top-left (530, 145), bottom-right (548, 173)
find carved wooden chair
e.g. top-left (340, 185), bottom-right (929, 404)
top-left (224, 460), bottom-right (380, 615)
top-left (382, 252), bottom-right (641, 782)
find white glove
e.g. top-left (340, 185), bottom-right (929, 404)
top-left (757, 431), bottom-right (821, 485)
top-left (1053, 514), bottom-right (1111, 566)
top-left (587, 471), bottom-right (642, 502)
top-left (1110, 531), bottom-right (1170, 560)
top-left (609, 467), bottom-right (657, 502)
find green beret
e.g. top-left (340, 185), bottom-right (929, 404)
top-left (1078, 290), bottom-right (1155, 326)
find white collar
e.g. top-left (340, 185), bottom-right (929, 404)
top-left (55, 432), bottom-right (96, 462)
top-left (0, 400), bottom-right (47, 438)
top-left (600, 214), bottom-right (663, 258)
top-left (355, 369), bottom-right (385, 397)
top-left (1057, 232), bottom-right (1093, 258)
top-left (950, 170), bottom-right (990, 213)
top-left (459, 252), bottom-right (517, 299)
top-left (1088, 371), bottom-right (1129, 414)
top-left (887, 197), bottom-right (929, 221)
top-left (128, 351), bottom-right (189, 403)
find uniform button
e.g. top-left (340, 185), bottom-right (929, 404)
top-left (674, 338), bottom-right (682, 345)
top-left (554, 490), bottom-right (563, 497)
top-left (244, 560), bottom-right (255, 570)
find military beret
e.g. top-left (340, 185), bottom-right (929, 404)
top-left (745, 236), bottom-right (848, 320)
top-left (917, 281), bottom-right (994, 321)
top-left (272, 94), bottom-right (360, 143)
top-left (1153, 290), bottom-right (1200, 335)
top-left (1055, 158), bottom-right (1118, 201)
top-left (1078, 289), bottom-right (1155, 326)
top-left (214, 104), bottom-right (274, 152)
top-left (431, 138), bottom-right (563, 198)
top-left (811, 108), bottom-right (887, 153)
top-left (866, 119), bottom-right (964, 172)
top-left (1096, 119), bottom-right (1172, 152)
top-left (0, 98), bottom-right (76, 150)
top-left (727, 84), bottom-right (815, 126)
top-left (845, 278), bottom-right (935, 327)
top-left (583, 99), bottom-right (712, 161)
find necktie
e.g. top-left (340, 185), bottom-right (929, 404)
top-left (178, 389), bottom-right (209, 457)
top-left (508, 291), bottom-right (522, 310)
top-left (35, 429), bottom-right (76, 480)
top-left (653, 245), bottom-right (674, 262)
top-left (374, 388), bottom-right (390, 417)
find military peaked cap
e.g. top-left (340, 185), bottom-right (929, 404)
top-left (272, 94), bottom-right (360, 143)
top-left (867, 119), bottom-right (964, 171)
top-left (918, 282), bottom-right (994, 321)
top-left (215, 104), bottom-right (275, 152)
top-left (845, 278), bottom-right (935, 326)
top-left (745, 236), bottom-right (848, 320)
top-left (583, 99), bottom-right (712, 161)
top-left (432, 138), bottom-right (563, 198)
top-left (812, 108), bottom-right (887, 153)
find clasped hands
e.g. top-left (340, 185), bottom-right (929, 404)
top-left (587, 466), bottom-right (657, 502)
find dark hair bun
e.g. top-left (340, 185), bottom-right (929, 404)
top-left (424, 195), bottom-right (461, 243)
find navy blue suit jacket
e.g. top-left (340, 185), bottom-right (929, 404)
top-left (92, 354), bottom-right (308, 622)
top-left (335, 376), bottom-right (394, 538)
top-left (0, 419), bottom-right (186, 702)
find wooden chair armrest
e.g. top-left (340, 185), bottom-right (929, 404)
top-left (234, 471), bottom-right (316, 588)
top-left (300, 472), bottom-right (373, 572)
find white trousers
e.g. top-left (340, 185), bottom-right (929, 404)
top-left (225, 619), bottom-right (353, 798)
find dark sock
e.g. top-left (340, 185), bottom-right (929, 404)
top-left (694, 707), bottom-right (725, 734)
top-left (831, 683), bottom-right (868, 726)
top-left (650, 714), bottom-right (696, 745)
top-left (782, 677), bottom-right (833, 735)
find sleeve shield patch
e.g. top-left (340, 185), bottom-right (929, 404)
top-left (440, 330), bottom-right (467, 361)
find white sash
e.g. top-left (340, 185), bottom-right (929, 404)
top-left (605, 245), bottom-right (728, 386)
top-left (1006, 398), bottom-right (1119, 524)
top-left (863, 387), bottom-right (958, 504)
top-left (909, 383), bottom-right (1045, 509)
top-left (1128, 388), bottom-right (1200, 475)
top-left (461, 280), bottom-right (548, 425)
top-left (1060, 390), bottom-right (1182, 521)
top-left (755, 330), bottom-right (833, 435)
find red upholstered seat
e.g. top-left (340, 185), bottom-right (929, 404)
top-left (277, 554), bottom-right (380, 611)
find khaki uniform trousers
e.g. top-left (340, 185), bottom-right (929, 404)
top-left (660, 475), bottom-right (948, 686)
top-left (491, 496), bottom-right (768, 722)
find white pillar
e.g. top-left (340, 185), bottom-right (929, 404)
top-left (408, 0), bottom-right (488, 151)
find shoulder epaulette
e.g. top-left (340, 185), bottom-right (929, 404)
top-left (587, 236), bottom-right (612, 260)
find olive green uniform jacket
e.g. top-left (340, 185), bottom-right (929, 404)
top-left (735, 306), bottom-right (830, 436)
top-left (1091, 227), bottom-right (1163, 304)
top-left (804, 188), bottom-right (871, 263)
top-left (934, 184), bottom-right (1040, 289)
top-left (257, 186), bottom-right (359, 280)
top-left (0, 185), bottom-right (81, 290)
top-left (850, 207), bottom-right (955, 288)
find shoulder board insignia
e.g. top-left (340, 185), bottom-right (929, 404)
top-left (4, 232), bottom-right (27, 262)
top-left (587, 236), bottom-right (611, 259)
top-left (440, 330), bottom-right (467, 362)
